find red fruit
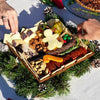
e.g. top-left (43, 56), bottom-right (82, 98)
top-left (64, 40), bottom-right (67, 43)
top-left (53, 0), bottom-right (64, 9)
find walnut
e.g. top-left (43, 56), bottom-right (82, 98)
top-left (29, 35), bottom-right (48, 53)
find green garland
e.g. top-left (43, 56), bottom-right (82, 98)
top-left (0, 36), bottom-right (100, 99)
top-left (0, 13), bottom-right (100, 99)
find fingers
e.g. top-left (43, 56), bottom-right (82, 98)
top-left (77, 34), bottom-right (93, 41)
top-left (13, 12), bottom-right (18, 32)
top-left (77, 23), bottom-right (82, 31)
top-left (88, 18), bottom-right (97, 21)
top-left (77, 29), bottom-right (94, 41)
top-left (77, 21), bottom-right (89, 40)
top-left (77, 21), bottom-right (87, 31)
top-left (77, 18), bottom-right (100, 40)
top-left (77, 22), bottom-right (87, 36)
top-left (0, 10), bottom-right (18, 33)
top-left (0, 18), bottom-right (3, 25)
top-left (2, 16), bottom-right (10, 29)
top-left (88, 18), bottom-right (93, 21)
top-left (8, 10), bottom-right (18, 33)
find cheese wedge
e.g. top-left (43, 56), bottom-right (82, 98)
top-left (3, 34), bottom-right (12, 44)
top-left (4, 32), bottom-right (21, 44)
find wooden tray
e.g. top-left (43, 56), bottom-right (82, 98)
top-left (6, 41), bottom-right (94, 83)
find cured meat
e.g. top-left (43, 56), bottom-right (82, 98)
top-left (46, 61), bottom-right (57, 73)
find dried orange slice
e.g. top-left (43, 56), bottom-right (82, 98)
top-left (43, 55), bottom-right (63, 63)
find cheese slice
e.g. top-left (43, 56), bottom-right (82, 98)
top-left (3, 32), bottom-right (22, 44)
top-left (3, 34), bottom-right (12, 44)
top-left (21, 28), bottom-right (26, 32)
top-left (11, 32), bottom-right (21, 40)
top-left (30, 26), bottom-right (38, 33)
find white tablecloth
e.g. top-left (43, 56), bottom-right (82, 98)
top-left (0, 0), bottom-right (100, 100)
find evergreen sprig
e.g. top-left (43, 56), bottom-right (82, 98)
top-left (44, 13), bottom-right (65, 25)
top-left (0, 37), bottom-right (100, 98)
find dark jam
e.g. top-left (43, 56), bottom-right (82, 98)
top-left (27, 30), bottom-right (33, 36)
top-left (21, 33), bottom-right (27, 40)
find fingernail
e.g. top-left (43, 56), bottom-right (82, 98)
top-left (16, 31), bottom-right (19, 34)
top-left (13, 31), bottom-right (18, 34)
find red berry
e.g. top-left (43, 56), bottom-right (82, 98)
top-left (64, 40), bottom-right (67, 43)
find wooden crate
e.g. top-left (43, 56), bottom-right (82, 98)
top-left (7, 41), bottom-right (94, 83)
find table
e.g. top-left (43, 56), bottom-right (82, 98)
top-left (0, 0), bottom-right (100, 100)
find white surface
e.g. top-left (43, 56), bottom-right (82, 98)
top-left (0, 0), bottom-right (99, 100)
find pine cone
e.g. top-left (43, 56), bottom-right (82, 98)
top-left (92, 59), bottom-right (100, 68)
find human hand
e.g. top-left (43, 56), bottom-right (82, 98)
top-left (0, 1), bottom-right (18, 33)
top-left (77, 19), bottom-right (100, 41)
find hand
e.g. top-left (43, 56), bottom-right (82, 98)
top-left (0, 1), bottom-right (18, 33)
top-left (77, 19), bottom-right (100, 41)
